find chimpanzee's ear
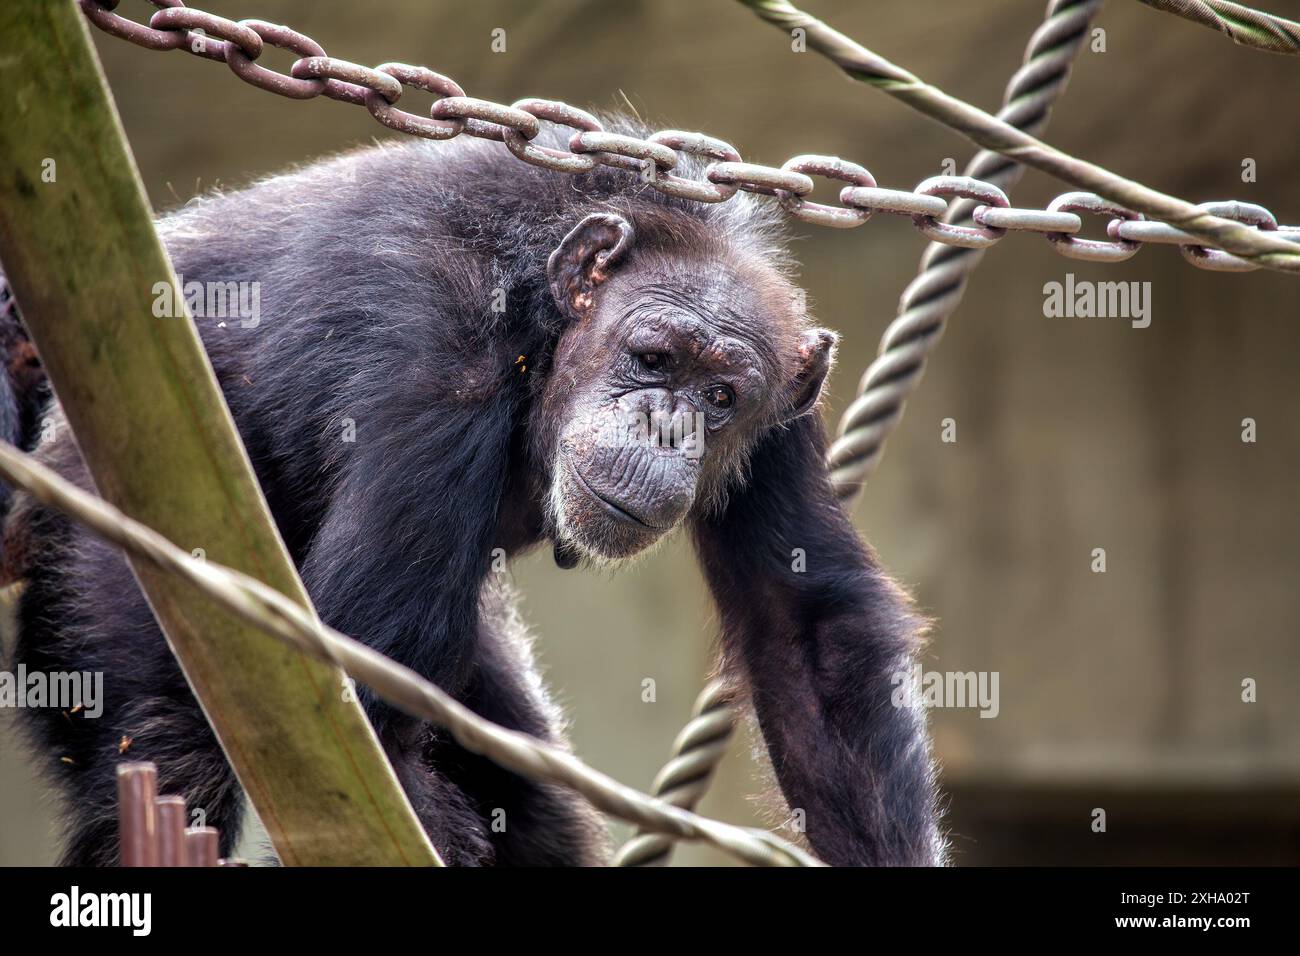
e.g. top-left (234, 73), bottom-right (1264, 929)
top-left (780, 328), bottom-right (837, 423)
top-left (547, 213), bottom-right (635, 321)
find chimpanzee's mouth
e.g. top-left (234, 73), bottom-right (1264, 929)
top-left (571, 468), bottom-right (663, 531)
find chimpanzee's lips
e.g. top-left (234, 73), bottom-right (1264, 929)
top-left (570, 468), bottom-right (664, 531)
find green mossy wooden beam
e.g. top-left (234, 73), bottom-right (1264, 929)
top-left (0, 0), bottom-right (440, 867)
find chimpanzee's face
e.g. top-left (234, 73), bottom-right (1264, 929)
top-left (539, 213), bottom-right (835, 563)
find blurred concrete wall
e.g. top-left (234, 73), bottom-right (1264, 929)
top-left (3, 0), bottom-right (1298, 865)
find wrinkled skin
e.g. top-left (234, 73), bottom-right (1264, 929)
top-left (539, 214), bottom-right (834, 562)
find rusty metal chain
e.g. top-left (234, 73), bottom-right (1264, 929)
top-left (80, 0), bottom-right (1299, 270)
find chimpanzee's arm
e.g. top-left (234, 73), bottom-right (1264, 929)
top-left (297, 385), bottom-right (520, 721)
top-left (284, 369), bottom-right (609, 864)
top-left (692, 413), bottom-right (945, 866)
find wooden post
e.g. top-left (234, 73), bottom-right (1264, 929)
top-left (155, 796), bottom-right (188, 867)
top-left (116, 763), bottom-right (159, 867)
top-left (185, 827), bottom-right (221, 868)
top-left (0, 0), bottom-right (439, 866)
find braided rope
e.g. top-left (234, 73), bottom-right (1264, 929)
top-left (1138, 0), bottom-right (1300, 55)
top-left (614, 680), bottom-right (735, 866)
top-left (831, 0), bottom-right (1102, 496)
top-left (617, 0), bottom-right (1102, 866)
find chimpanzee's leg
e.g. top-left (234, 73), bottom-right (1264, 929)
top-left (377, 583), bottom-right (608, 866)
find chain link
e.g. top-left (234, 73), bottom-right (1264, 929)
top-left (911, 176), bottom-right (1009, 249)
top-left (148, 6), bottom-right (260, 61)
top-left (777, 155), bottom-right (876, 228)
top-left (503, 99), bottom-right (602, 173)
top-left (1046, 192), bottom-right (1142, 263)
top-left (646, 131), bottom-right (741, 203)
top-left (78, 0), bottom-right (1298, 271)
top-left (367, 65), bottom-right (466, 139)
top-left (225, 20), bottom-right (325, 99)
top-left (1177, 200), bottom-right (1278, 272)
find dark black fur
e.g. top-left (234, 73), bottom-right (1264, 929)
top-left (1, 117), bottom-right (943, 866)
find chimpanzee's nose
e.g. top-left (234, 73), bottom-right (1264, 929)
top-left (638, 390), bottom-right (702, 454)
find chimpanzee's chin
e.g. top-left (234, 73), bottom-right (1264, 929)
top-left (552, 464), bottom-right (668, 561)
top-left (564, 513), bottom-right (662, 563)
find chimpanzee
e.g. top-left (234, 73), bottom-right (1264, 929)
top-left (0, 116), bottom-right (944, 866)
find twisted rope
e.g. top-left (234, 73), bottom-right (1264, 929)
top-left (614, 679), bottom-right (735, 866)
top-left (738, 0), bottom-right (1300, 271)
top-left (618, 0), bottom-right (1102, 865)
top-left (1138, 0), bottom-right (1300, 55)
top-left (831, 0), bottom-right (1102, 495)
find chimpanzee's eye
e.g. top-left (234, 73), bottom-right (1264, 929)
top-left (638, 353), bottom-right (664, 370)
top-left (705, 384), bottom-right (734, 409)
